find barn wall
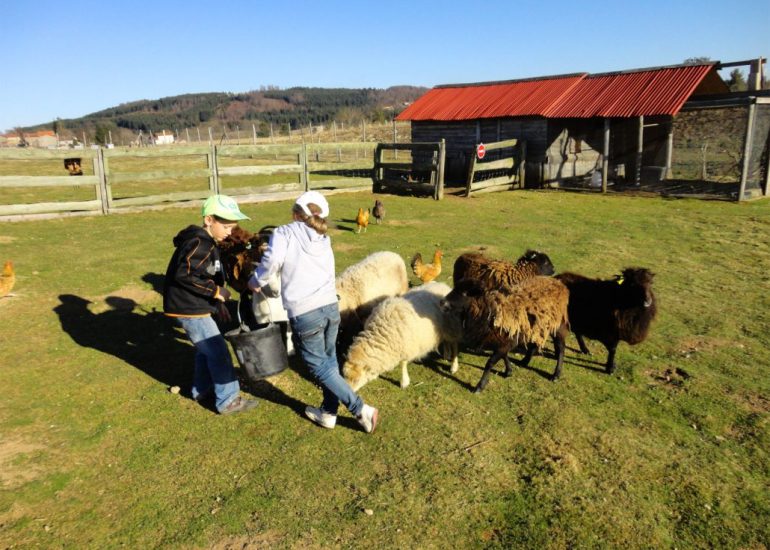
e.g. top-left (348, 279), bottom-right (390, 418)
top-left (544, 116), bottom-right (672, 184)
top-left (412, 118), bottom-right (548, 185)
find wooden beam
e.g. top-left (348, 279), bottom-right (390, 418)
top-left (665, 119), bottom-right (674, 180)
top-left (636, 116), bottom-right (644, 186)
top-left (738, 101), bottom-right (756, 201)
top-left (602, 119), bottom-right (610, 193)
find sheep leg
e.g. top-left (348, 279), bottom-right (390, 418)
top-left (550, 327), bottom-right (568, 381)
top-left (519, 344), bottom-right (535, 368)
top-left (605, 344), bottom-right (618, 374)
top-left (447, 342), bottom-right (459, 374)
top-left (502, 355), bottom-right (514, 377)
top-left (576, 334), bottom-right (591, 354)
top-left (400, 360), bottom-right (410, 388)
top-left (474, 351), bottom-right (505, 393)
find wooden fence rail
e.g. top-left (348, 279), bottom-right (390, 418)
top-left (0, 142), bottom-right (380, 220)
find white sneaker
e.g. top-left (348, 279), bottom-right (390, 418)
top-left (356, 404), bottom-right (379, 434)
top-left (305, 406), bottom-right (336, 429)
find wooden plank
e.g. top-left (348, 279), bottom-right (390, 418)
top-left (471, 174), bottom-right (516, 190)
top-left (307, 161), bottom-right (374, 171)
top-left (308, 177), bottom-right (371, 190)
top-left (0, 199), bottom-right (101, 215)
top-left (372, 161), bottom-right (436, 171)
top-left (376, 142), bottom-right (440, 152)
top-left (220, 182), bottom-right (303, 195)
top-left (0, 175), bottom-right (100, 187)
top-left (110, 190), bottom-right (211, 207)
top-left (483, 138), bottom-right (519, 151)
top-left (469, 183), bottom-right (515, 196)
top-left (109, 169), bottom-right (213, 183)
top-left (217, 144), bottom-right (303, 156)
top-left (217, 165), bottom-right (302, 176)
top-left (0, 148), bottom-right (98, 160)
top-left (103, 146), bottom-right (210, 158)
top-left (474, 157), bottom-right (515, 171)
top-left (306, 142), bottom-right (378, 152)
top-left (377, 177), bottom-right (435, 188)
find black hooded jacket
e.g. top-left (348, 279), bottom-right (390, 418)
top-left (163, 225), bottom-right (230, 317)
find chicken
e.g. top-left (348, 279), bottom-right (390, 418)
top-left (0, 261), bottom-right (15, 298)
top-left (411, 249), bottom-right (443, 284)
top-left (356, 207), bottom-right (370, 234)
top-left (372, 199), bottom-right (385, 224)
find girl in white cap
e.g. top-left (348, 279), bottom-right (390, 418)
top-left (249, 191), bottom-right (379, 433)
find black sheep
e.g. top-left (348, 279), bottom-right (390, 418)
top-left (441, 276), bottom-right (570, 392)
top-left (453, 249), bottom-right (555, 292)
top-left (555, 267), bottom-right (657, 373)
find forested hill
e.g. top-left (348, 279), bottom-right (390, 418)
top-left (29, 86), bottom-right (428, 138)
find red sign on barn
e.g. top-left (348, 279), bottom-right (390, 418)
top-left (476, 143), bottom-right (486, 159)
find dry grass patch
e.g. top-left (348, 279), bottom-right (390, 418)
top-left (0, 436), bottom-right (44, 488)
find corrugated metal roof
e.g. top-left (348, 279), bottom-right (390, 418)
top-left (396, 74), bottom-right (586, 121)
top-left (397, 64), bottom-right (719, 121)
top-left (544, 64), bottom-right (716, 117)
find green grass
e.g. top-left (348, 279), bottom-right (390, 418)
top-left (0, 190), bottom-right (768, 548)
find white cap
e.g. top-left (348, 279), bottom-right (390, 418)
top-left (295, 190), bottom-right (329, 218)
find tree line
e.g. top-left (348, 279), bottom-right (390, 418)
top-left (25, 86), bottom-right (427, 144)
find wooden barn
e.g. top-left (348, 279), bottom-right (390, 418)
top-left (397, 60), bottom-right (770, 200)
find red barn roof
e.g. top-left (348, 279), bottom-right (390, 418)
top-left (397, 63), bottom-right (726, 121)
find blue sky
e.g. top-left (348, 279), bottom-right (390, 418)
top-left (1, 0), bottom-right (768, 132)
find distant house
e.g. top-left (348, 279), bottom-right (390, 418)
top-left (396, 60), bottom-right (770, 198)
top-left (154, 130), bottom-right (175, 145)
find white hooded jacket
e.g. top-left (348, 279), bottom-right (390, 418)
top-left (252, 220), bottom-right (337, 319)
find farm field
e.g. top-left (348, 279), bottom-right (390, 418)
top-left (0, 189), bottom-right (768, 548)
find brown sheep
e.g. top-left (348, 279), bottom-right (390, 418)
top-left (453, 249), bottom-right (555, 291)
top-left (555, 267), bottom-right (657, 373)
top-left (441, 276), bottom-right (570, 392)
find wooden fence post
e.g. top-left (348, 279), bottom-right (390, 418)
top-left (738, 101), bottom-right (756, 201)
top-left (96, 148), bottom-right (109, 214)
top-left (635, 115), bottom-right (644, 186)
top-left (519, 140), bottom-right (527, 189)
top-left (602, 118), bottom-right (610, 193)
top-left (435, 139), bottom-right (446, 200)
top-left (300, 144), bottom-right (309, 191)
top-left (372, 144), bottom-right (382, 193)
top-left (466, 147), bottom-right (478, 197)
top-left (208, 145), bottom-right (218, 194)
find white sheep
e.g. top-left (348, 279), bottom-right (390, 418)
top-left (342, 282), bottom-right (463, 391)
top-left (335, 251), bottom-right (409, 353)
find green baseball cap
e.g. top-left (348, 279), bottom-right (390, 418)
top-left (201, 194), bottom-right (250, 221)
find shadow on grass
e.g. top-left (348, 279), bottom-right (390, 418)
top-left (334, 217), bottom-right (358, 232)
top-left (54, 294), bottom-right (193, 389)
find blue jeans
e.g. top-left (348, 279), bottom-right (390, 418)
top-left (290, 303), bottom-right (363, 417)
top-left (177, 316), bottom-right (240, 412)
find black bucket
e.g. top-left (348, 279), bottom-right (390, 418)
top-left (225, 323), bottom-right (289, 381)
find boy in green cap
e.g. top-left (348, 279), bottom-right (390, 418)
top-left (163, 194), bottom-right (258, 414)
